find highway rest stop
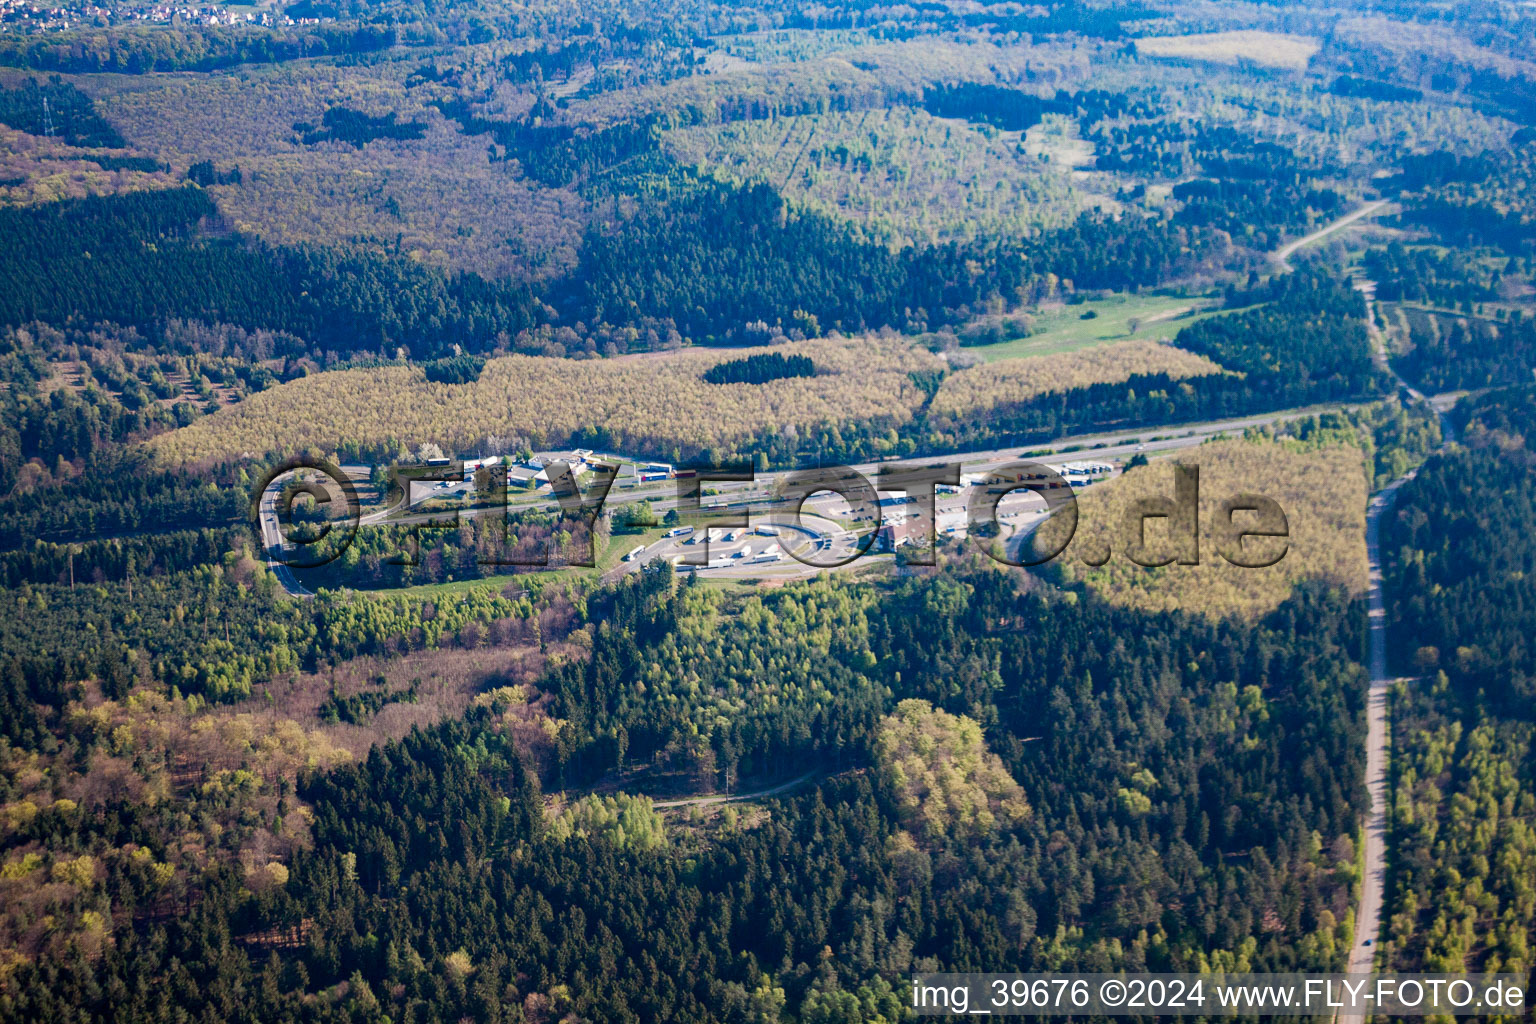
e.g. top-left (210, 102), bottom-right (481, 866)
top-left (259, 453), bottom-right (1292, 574)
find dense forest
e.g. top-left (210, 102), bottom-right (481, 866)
top-left (0, 77), bottom-right (123, 147)
top-left (292, 511), bottom-right (605, 591)
top-left (0, 563), bottom-right (1371, 1022)
top-left (1383, 389), bottom-right (1536, 710)
top-left (1391, 311), bottom-right (1536, 392)
top-left (0, 22), bottom-right (407, 74)
top-left (919, 270), bottom-right (1386, 451)
top-left (0, 451), bottom-right (248, 548)
top-left (560, 175), bottom-right (1225, 343)
top-left (1364, 242), bottom-right (1504, 310)
top-left (0, 163), bottom-right (1228, 360)
top-left (0, 187), bottom-right (543, 361)
top-left (1379, 388), bottom-right (1536, 979)
top-left (0, 318), bottom-right (289, 498)
top-left (0, 0), bottom-right (1533, 1018)
top-left (702, 352), bottom-right (817, 385)
top-left (0, 537), bottom-right (554, 701)
top-left (1397, 140), bottom-right (1536, 256)
top-left (296, 106), bottom-right (427, 148)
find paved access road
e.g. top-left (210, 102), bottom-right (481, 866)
top-left (1336, 271), bottom-right (1456, 1007)
top-left (1272, 199), bottom-right (1391, 272)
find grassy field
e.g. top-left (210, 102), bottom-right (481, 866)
top-left (962, 294), bottom-right (1225, 363)
top-left (599, 525), bottom-right (670, 572)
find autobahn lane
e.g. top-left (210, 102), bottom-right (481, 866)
top-left (369, 402), bottom-right (1359, 531)
top-left (256, 488), bottom-right (314, 598)
top-left (262, 399), bottom-right (1400, 597)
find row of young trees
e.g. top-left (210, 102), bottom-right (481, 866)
top-left (127, 263), bottom-right (1393, 478)
top-left (0, 316), bottom-right (284, 499)
top-left (0, 375), bottom-right (178, 498)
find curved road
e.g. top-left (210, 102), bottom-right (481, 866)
top-left (1272, 199), bottom-right (1390, 272)
top-left (651, 770), bottom-right (820, 809)
top-left (257, 487), bottom-right (314, 599)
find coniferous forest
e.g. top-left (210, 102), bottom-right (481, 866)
top-left (1, 0), bottom-right (1535, 1018)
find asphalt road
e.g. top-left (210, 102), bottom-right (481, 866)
top-left (1337, 275), bottom-right (1455, 1003)
top-left (1272, 199), bottom-right (1391, 272)
top-left (257, 401), bottom-right (1368, 597)
top-left (1342, 470), bottom-right (1408, 1009)
top-left (261, 195), bottom-right (1411, 598)
top-left (257, 202), bottom-right (1468, 947)
top-left (372, 403), bottom-right (1355, 532)
top-left (257, 486), bottom-right (314, 598)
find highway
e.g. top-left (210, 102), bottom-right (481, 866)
top-left (372, 403), bottom-right (1357, 530)
top-left (596, 403), bottom-right (1371, 584)
top-left (256, 401), bottom-right (1371, 598)
top-left (256, 485), bottom-right (314, 599)
top-left (261, 196), bottom-right (1417, 599)
top-left (255, 202), bottom-right (1467, 947)
top-left (1343, 465), bottom-right (1408, 1014)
